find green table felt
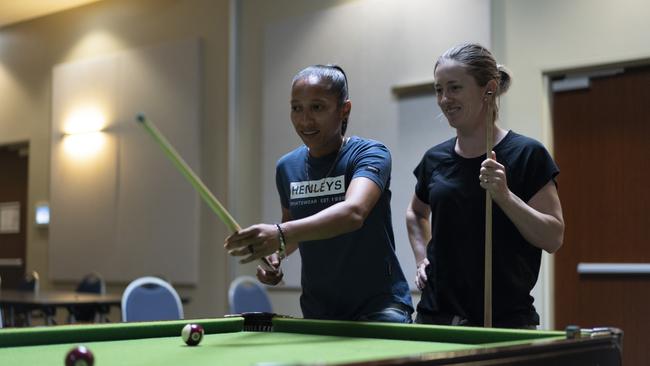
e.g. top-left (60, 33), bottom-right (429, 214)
top-left (0, 317), bottom-right (567, 366)
top-left (0, 331), bottom-right (482, 366)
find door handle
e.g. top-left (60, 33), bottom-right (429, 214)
top-left (577, 262), bottom-right (650, 275)
top-left (0, 258), bottom-right (23, 267)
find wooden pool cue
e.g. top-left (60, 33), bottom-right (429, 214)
top-left (135, 114), bottom-right (273, 271)
top-left (484, 91), bottom-right (494, 328)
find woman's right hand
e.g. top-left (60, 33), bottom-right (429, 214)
top-left (257, 252), bottom-right (284, 286)
top-left (415, 257), bottom-right (429, 290)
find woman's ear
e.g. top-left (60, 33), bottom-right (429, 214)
top-left (340, 100), bottom-right (352, 120)
top-left (485, 79), bottom-right (498, 96)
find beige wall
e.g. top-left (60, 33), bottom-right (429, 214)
top-left (492, 0), bottom-right (650, 328)
top-left (0, 0), bottom-right (232, 319)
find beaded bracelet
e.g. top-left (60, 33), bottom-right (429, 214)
top-left (275, 223), bottom-right (287, 260)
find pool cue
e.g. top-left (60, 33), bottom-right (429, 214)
top-left (135, 114), bottom-right (273, 271)
top-left (484, 92), bottom-right (494, 328)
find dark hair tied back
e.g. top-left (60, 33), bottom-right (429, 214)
top-left (292, 64), bottom-right (349, 104)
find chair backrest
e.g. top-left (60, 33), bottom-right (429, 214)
top-left (228, 276), bottom-right (272, 314)
top-left (18, 271), bottom-right (39, 294)
top-left (76, 272), bottom-right (106, 294)
top-left (121, 276), bottom-right (183, 322)
top-left (0, 275), bottom-right (3, 328)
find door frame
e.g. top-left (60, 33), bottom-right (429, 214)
top-left (0, 141), bottom-right (30, 289)
top-left (541, 57), bottom-right (650, 330)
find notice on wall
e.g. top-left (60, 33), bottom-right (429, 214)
top-left (0, 202), bottom-right (20, 234)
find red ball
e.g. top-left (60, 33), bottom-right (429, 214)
top-left (181, 323), bottom-right (204, 346)
top-left (65, 345), bottom-right (94, 366)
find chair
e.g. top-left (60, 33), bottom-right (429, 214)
top-left (0, 275), bottom-right (3, 328)
top-left (18, 270), bottom-right (39, 293)
top-left (121, 276), bottom-right (183, 322)
top-left (13, 271), bottom-right (41, 326)
top-left (67, 272), bottom-right (109, 323)
top-left (228, 276), bottom-right (272, 314)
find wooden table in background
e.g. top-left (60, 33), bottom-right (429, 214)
top-left (0, 290), bottom-right (122, 326)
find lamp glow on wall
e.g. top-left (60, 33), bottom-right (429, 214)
top-left (62, 106), bottom-right (107, 159)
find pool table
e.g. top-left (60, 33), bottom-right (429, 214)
top-left (0, 313), bottom-right (622, 365)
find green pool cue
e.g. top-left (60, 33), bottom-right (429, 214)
top-left (135, 113), bottom-right (273, 270)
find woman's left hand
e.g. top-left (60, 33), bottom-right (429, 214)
top-left (415, 258), bottom-right (429, 290)
top-left (224, 224), bottom-right (280, 263)
top-left (257, 253), bottom-right (284, 285)
top-left (479, 151), bottom-right (510, 202)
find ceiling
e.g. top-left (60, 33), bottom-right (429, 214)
top-left (0, 0), bottom-right (102, 29)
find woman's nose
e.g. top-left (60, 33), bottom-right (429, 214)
top-left (302, 109), bottom-right (315, 121)
top-left (294, 110), bottom-right (312, 125)
top-left (438, 92), bottom-right (449, 104)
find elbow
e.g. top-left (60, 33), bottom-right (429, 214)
top-left (546, 222), bottom-right (565, 254)
top-left (345, 205), bottom-right (368, 232)
top-left (405, 205), bottom-right (427, 227)
top-left (405, 207), bottom-right (416, 226)
top-left (546, 239), bottom-right (563, 254)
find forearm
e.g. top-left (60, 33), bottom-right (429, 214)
top-left (494, 191), bottom-right (564, 253)
top-left (225, 199), bottom-right (368, 264)
top-left (281, 201), bottom-right (366, 245)
top-left (406, 208), bottom-right (431, 265)
top-left (279, 212), bottom-right (299, 257)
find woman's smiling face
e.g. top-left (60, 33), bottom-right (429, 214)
top-left (290, 75), bottom-right (350, 157)
top-left (434, 60), bottom-right (488, 131)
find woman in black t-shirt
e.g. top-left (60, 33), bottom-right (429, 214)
top-left (406, 43), bottom-right (564, 328)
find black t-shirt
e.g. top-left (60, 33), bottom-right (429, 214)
top-left (413, 131), bottom-right (559, 327)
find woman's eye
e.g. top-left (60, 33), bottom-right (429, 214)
top-left (312, 104), bottom-right (323, 111)
top-left (291, 105), bottom-right (301, 112)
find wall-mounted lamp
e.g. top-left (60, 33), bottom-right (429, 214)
top-left (63, 107), bottom-right (106, 135)
top-left (62, 107), bottom-right (107, 159)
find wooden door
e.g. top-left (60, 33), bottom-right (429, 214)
top-left (553, 65), bottom-right (650, 366)
top-left (0, 143), bottom-right (29, 289)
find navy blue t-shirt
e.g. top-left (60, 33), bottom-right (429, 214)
top-left (413, 131), bottom-right (559, 327)
top-left (276, 136), bottom-right (413, 320)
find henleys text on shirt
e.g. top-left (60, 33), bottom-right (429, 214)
top-left (290, 175), bottom-right (345, 199)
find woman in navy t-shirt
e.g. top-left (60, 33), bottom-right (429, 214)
top-left (225, 65), bottom-right (412, 322)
